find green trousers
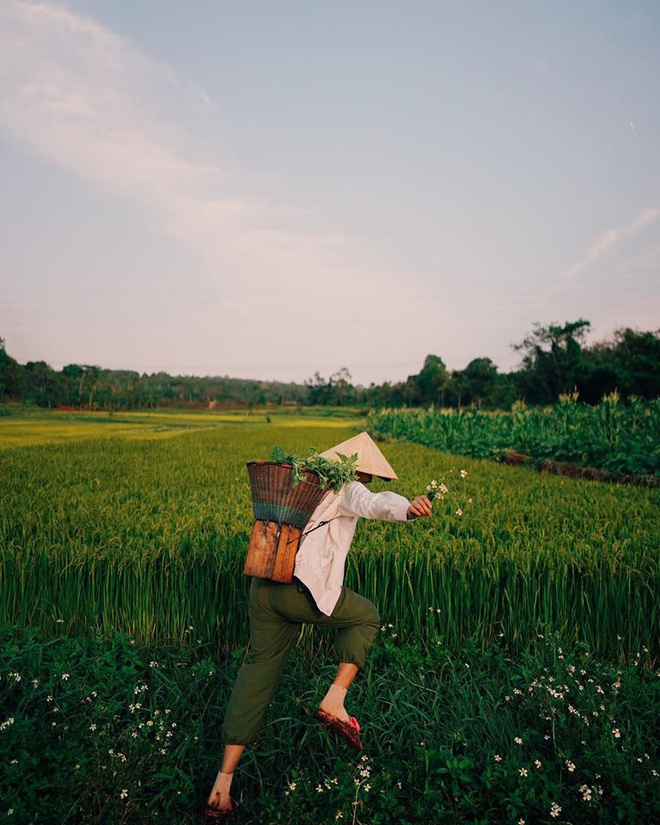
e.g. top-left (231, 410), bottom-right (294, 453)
top-left (222, 577), bottom-right (380, 746)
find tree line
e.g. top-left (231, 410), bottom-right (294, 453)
top-left (1, 321), bottom-right (658, 411)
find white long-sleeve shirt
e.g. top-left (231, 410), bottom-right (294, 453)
top-left (293, 481), bottom-right (410, 615)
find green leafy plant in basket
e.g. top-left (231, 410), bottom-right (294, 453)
top-left (268, 445), bottom-right (359, 490)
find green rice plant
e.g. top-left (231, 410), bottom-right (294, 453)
top-left (0, 422), bottom-right (658, 661)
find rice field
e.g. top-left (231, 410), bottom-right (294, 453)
top-left (0, 406), bottom-right (362, 449)
top-left (1, 411), bottom-right (657, 663)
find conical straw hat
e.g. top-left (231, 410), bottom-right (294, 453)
top-left (320, 431), bottom-right (398, 480)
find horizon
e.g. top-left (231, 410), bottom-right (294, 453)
top-left (1, 1), bottom-right (659, 385)
top-left (5, 318), bottom-right (656, 387)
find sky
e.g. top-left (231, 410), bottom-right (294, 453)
top-left (1, 0), bottom-right (659, 386)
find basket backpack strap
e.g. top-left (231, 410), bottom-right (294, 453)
top-left (302, 516), bottom-right (339, 537)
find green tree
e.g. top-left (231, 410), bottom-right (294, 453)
top-left (410, 354), bottom-right (449, 406)
top-left (60, 364), bottom-right (102, 408)
top-left (0, 337), bottom-right (23, 400)
top-left (585, 328), bottom-right (660, 399)
top-left (329, 367), bottom-right (354, 406)
top-left (513, 320), bottom-right (591, 403)
top-left (449, 357), bottom-right (511, 408)
top-left (23, 361), bottom-right (61, 407)
top-left (305, 372), bottom-right (333, 405)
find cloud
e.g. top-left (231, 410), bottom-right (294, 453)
top-left (554, 207), bottom-right (660, 286)
top-left (0, 0), bottom-right (432, 374)
top-left (0, 1), bottom-right (286, 247)
top-left (522, 205), bottom-right (660, 355)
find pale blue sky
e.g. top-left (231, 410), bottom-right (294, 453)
top-left (1, 0), bottom-right (658, 385)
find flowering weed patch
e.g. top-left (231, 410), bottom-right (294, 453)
top-left (1, 629), bottom-right (658, 823)
top-left (0, 631), bottom-right (224, 823)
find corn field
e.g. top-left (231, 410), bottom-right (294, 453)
top-left (368, 396), bottom-right (660, 476)
top-left (1, 419), bottom-right (658, 662)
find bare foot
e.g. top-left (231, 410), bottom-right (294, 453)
top-left (204, 792), bottom-right (233, 822)
top-left (318, 701), bottom-right (350, 723)
top-left (209, 789), bottom-right (230, 805)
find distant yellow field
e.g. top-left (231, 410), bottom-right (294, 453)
top-left (0, 408), bottom-right (364, 448)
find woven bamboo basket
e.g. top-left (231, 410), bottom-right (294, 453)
top-left (244, 461), bottom-right (329, 582)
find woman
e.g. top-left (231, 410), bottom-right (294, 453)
top-left (204, 432), bottom-right (432, 821)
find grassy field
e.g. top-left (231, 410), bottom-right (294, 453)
top-left (1, 411), bottom-right (657, 660)
top-left (1, 410), bottom-right (658, 823)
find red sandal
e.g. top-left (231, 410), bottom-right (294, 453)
top-left (203, 796), bottom-right (233, 823)
top-left (316, 709), bottom-right (363, 750)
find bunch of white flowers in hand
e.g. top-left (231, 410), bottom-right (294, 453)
top-left (425, 469), bottom-right (471, 516)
